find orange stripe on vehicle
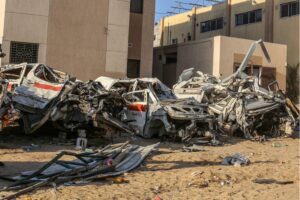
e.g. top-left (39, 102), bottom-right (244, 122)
top-left (128, 104), bottom-right (147, 112)
top-left (34, 82), bottom-right (63, 91)
top-left (7, 83), bottom-right (12, 91)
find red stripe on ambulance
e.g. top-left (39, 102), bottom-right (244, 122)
top-left (34, 82), bottom-right (63, 91)
top-left (128, 104), bottom-right (147, 112)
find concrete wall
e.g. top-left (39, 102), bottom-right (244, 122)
top-left (162, 11), bottom-right (194, 45)
top-left (105, 0), bottom-right (130, 75)
top-left (177, 38), bottom-right (214, 76)
top-left (273, 0), bottom-right (299, 65)
top-left (139, 0), bottom-right (155, 77)
top-left (46, 0), bottom-right (130, 80)
top-left (1, 0), bottom-right (50, 65)
top-left (46, 0), bottom-right (110, 80)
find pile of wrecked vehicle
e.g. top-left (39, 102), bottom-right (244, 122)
top-left (174, 40), bottom-right (299, 140)
top-left (0, 40), bottom-right (298, 143)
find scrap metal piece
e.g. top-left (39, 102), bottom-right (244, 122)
top-left (0, 142), bottom-right (159, 200)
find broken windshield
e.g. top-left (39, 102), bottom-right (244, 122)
top-left (151, 81), bottom-right (176, 101)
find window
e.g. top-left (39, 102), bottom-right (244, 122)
top-left (172, 38), bottom-right (178, 44)
top-left (242, 12), bottom-right (248, 24)
top-left (255, 9), bottom-right (262, 22)
top-left (187, 32), bottom-right (192, 41)
top-left (236, 14), bottom-right (244, 26)
top-left (249, 10), bottom-right (256, 23)
top-left (130, 0), bottom-right (143, 13)
top-left (234, 63), bottom-right (262, 77)
top-left (200, 17), bottom-right (223, 33)
top-left (10, 42), bottom-right (39, 64)
top-left (235, 9), bottom-right (262, 26)
top-left (201, 21), bottom-right (210, 32)
top-left (216, 18), bottom-right (223, 29)
top-left (281, 3), bottom-right (289, 17)
top-left (281, 1), bottom-right (299, 18)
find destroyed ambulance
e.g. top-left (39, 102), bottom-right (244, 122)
top-left (96, 77), bottom-right (216, 144)
top-left (0, 63), bottom-right (132, 135)
top-left (173, 40), bottom-right (299, 139)
top-left (0, 63), bottom-right (71, 133)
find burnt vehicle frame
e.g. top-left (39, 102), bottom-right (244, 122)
top-left (96, 77), bottom-right (216, 144)
top-left (173, 40), bottom-right (299, 139)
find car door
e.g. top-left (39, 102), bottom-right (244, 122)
top-left (123, 89), bottom-right (157, 134)
top-left (0, 63), bottom-right (30, 92)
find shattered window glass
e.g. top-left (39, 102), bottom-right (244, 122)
top-left (152, 82), bottom-right (176, 100)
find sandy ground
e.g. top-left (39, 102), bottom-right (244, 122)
top-left (0, 132), bottom-right (299, 200)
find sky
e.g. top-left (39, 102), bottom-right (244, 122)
top-left (155, 0), bottom-right (214, 22)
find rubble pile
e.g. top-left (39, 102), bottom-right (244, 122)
top-left (174, 40), bottom-right (299, 139)
top-left (0, 63), bottom-right (133, 135)
top-left (0, 142), bottom-right (159, 200)
top-left (0, 40), bottom-right (298, 141)
top-left (96, 77), bottom-right (216, 145)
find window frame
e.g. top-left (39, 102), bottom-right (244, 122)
top-left (280, 1), bottom-right (299, 18)
top-left (200, 17), bottom-right (223, 33)
top-left (235, 9), bottom-right (262, 26)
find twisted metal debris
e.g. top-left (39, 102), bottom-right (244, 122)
top-left (173, 40), bottom-right (299, 139)
top-left (0, 63), bottom-right (133, 135)
top-left (0, 142), bottom-right (159, 200)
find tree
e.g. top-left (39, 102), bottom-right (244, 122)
top-left (286, 63), bottom-right (299, 103)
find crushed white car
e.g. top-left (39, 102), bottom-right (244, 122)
top-left (96, 77), bottom-right (217, 144)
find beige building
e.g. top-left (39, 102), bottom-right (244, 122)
top-left (0, 0), bottom-right (155, 80)
top-left (153, 36), bottom-right (287, 89)
top-left (155, 0), bottom-right (299, 66)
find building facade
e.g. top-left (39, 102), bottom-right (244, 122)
top-left (153, 36), bottom-right (287, 89)
top-left (155, 0), bottom-right (299, 66)
top-left (0, 0), bottom-right (155, 80)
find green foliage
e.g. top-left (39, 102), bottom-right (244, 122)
top-left (286, 63), bottom-right (300, 103)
